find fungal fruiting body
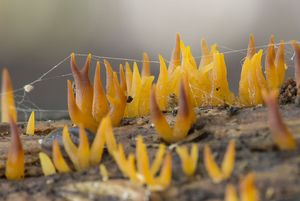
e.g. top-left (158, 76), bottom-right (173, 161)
top-left (225, 173), bottom-right (259, 201)
top-left (162, 36), bottom-right (235, 108)
top-left (39, 152), bottom-right (56, 176)
top-left (26, 111), bottom-right (35, 135)
top-left (39, 115), bottom-right (115, 175)
top-left (204, 140), bottom-right (236, 183)
top-left (150, 77), bottom-right (196, 143)
top-left (5, 117), bottom-right (24, 180)
top-left (1, 69), bottom-right (17, 123)
top-left (239, 49), bottom-right (266, 106)
top-left (113, 136), bottom-right (172, 190)
top-left (239, 35), bottom-right (286, 106)
top-left (262, 90), bottom-right (297, 150)
top-left (240, 173), bottom-right (259, 201)
top-left (265, 36), bottom-right (286, 90)
top-left (99, 164), bottom-right (109, 181)
top-left (68, 54), bottom-right (126, 132)
top-left (2, 69), bottom-right (24, 180)
top-left (176, 144), bottom-right (198, 176)
top-left (124, 60), bottom-right (154, 117)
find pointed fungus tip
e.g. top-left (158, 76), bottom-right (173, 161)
top-left (103, 115), bottom-right (117, 154)
top-left (157, 152), bottom-right (172, 189)
top-left (269, 34), bottom-right (275, 44)
top-left (225, 184), bottom-right (238, 201)
top-left (240, 173), bottom-right (259, 201)
top-left (221, 140), bottom-right (236, 179)
top-left (90, 117), bottom-right (106, 165)
top-left (62, 125), bottom-right (79, 170)
top-left (77, 125), bottom-right (90, 170)
top-left (99, 164), bottom-right (109, 181)
top-left (150, 85), bottom-right (173, 142)
top-left (5, 117), bottom-right (24, 180)
top-left (26, 111), bottom-right (35, 135)
top-left (52, 139), bottom-right (71, 173)
top-left (204, 144), bottom-right (224, 183)
top-left (142, 52), bottom-right (151, 77)
top-left (176, 144), bottom-right (198, 176)
top-left (39, 152), bottom-right (56, 176)
top-left (150, 143), bottom-right (166, 176)
top-left (1, 69), bottom-right (17, 123)
top-left (247, 34), bottom-right (256, 58)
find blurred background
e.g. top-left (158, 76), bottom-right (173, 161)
top-left (0, 0), bottom-right (299, 120)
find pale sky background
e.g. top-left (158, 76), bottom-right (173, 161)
top-left (0, 0), bottom-right (299, 119)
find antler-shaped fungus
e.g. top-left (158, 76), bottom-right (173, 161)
top-left (39, 115), bottom-right (115, 175)
top-left (225, 173), bottom-right (259, 201)
top-left (176, 144), bottom-right (198, 176)
top-left (150, 77), bottom-right (196, 143)
top-left (239, 35), bottom-right (267, 106)
top-left (265, 35), bottom-right (286, 90)
top-left (113, 136), bottom-right (172, 191)
top-left (204, 140), bottom-right (236, 183)
top-left (68, 54), bottom-right (126, 131)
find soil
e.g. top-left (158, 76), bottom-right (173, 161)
top-left (0, 103), bottom-right (300, 200)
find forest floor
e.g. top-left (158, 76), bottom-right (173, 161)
top-left (0, 102), bottom-right (300, 201)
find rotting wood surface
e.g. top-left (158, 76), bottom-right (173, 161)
top-left (0, 105), bottom-right (300, 201)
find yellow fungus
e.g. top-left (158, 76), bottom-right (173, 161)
top-left (99, 164), bottom-right (109, 181)
top-left (1, 69), bottom-right (17, 123)
top-left (70, 53), bottom-right (94, 115)
top-left (90, 117), bottom-right (106, 165)
top-left (39, 152), bottom-right (56, 176)
top-left (247, 34), bottom-right (256, 59)
top-left (150, 153), bottom-right (172, 191)
top-left (168, 33), bottom-right (181, 74)
top-left (204, 141), bottom-right (236, 183)
top-left (204, 144), bottom-right (224, 183)
top-left (221, 140), bottom-right (236, 179)
top-left (150, 85), bottom-right (173, 142)
top-left (240, 173), bottom-right (259, 201)
top-left (176, 144), bottom-right (198, 176)
top-left (67, 80), bottom-right (98, 133)
top-left (77, 125), bottom-right (90, 170)
top-left (104, 59), bottom-right (115, 99)
top-left (124, 61), bottom-right (154, 117)
top-left (119, 64), bottom-right (127, 93)
top-left (265, 36), bottom-right (286, 90)
top-left (26, 111), bottom-right (35, 135)
top-left (102, 115), bottom-right (117, 154)
top-left (113, 135), bottom-right (172, 190)
top-left (150, 78), bottom-right (196, 143)
top-left (142, 52), bottom-right (151, 77)
top-left (92, 61), bottom-right (109, 122)
top-left (150, 144), bottom-right (166, 176)
top-left (125, 62), bottom-right (133, 95)
top-left (262, 90), bottom-right (297, 150)
top-left (5, 117), bottom-right (24, 180)
top-left (136, 136), bottom-right (153, 184)
top-left (52, 139), bottom-right (71, 173)
top-left (108, 72), bottom-right (127, 126)
top-left (225, 184), bottom-right (239, 201)
top-left (62, 125), bottom-right (79, 169)
top-left (239, 50), bottom-right (266, 106)
top-left (224, 173), bottom-right (259, 201)
top-left (156, 55), bottom-right (170, 111)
